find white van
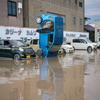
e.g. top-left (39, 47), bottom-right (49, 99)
top-left (71, 38), bottom-right (97, 51)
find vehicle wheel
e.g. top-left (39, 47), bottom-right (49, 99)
top-left (87, 46), bottom-right (92, 53)
top-left (13, 54), bottom-right (21, 60)
top-left (37, 49), bottom-right (43, 56)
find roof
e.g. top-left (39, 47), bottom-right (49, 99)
top-left (84, 24), bottom-right (95, 32)
top-left (89, 24), bottom-right (95, 28)
top-left (84, 17), bottom-right (90, 20)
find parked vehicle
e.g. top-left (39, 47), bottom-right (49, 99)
top-left (29, 39), bottom-right (39, 52)
top-left (71, 38), bottom-right (97, 52)
top-left (29, 39), bottom-right (43, 56)
top-left (0, 39), bottom-right (36, 60)
top-left (29, 39), bottom-right (74, 55)
top-left (58, 42), bottom-right (74, 54)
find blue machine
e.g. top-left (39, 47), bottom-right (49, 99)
top-left (36, 14), bottom-right (63, 57)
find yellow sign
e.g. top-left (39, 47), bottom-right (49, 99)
top-left (26, 55), bottom-right (30, 58)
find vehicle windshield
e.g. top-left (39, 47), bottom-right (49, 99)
top-left (11, 40), bottom-right (26, 47)
top-left (37, 21), bottom-right (54, 33)
top-left (85, 39), bottom-right (92, 43)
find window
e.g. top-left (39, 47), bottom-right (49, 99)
top-left (41, 21), bottom-right (54, 33)
top-left (68, 0), bottom-right (71, 3)
top-left (4, 41), bottom-right (10, 45)
top-left (33, 40), bottom-right (38, 44)
top-left (73, 39), bottom-right (86, 43)
top-left (48, 34), bottom-right (53, 49)
top-left (0, 40), bottom-right (3, 45)
top-left (79, 2), bottom-right (82, 7)
top-left (80, 18), bottom-right (82, 25)
top-left (30, 40), bottom-right (33, 44)
top-left (8, 1), bottom-right (17, 16)
top-left (73, 17), bottom-right (76, 24)
top-left (79, 39), bottom-right (86, 43)
top-left (75, 0), bottom-right (77, 4)
top-left (73, 39), bottom-right (80, 43)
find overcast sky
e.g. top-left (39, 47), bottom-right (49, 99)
top-left (85, 0), bottom-right (100, 24)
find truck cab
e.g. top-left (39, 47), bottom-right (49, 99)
top-left (36, 14), bottom-right (63, 57)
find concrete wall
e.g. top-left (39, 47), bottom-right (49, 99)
top-left (0, 0), bottom-right (23, 27)
top-left (95, 20), bottom-right (100, 42)
top-left (0, 0), bottom-right (84, 32)
top-left (24, 0), bottom-right (84, 32)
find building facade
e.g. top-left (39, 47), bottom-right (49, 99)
top-left (23, 0), bottom-right (84, 32)
top-left (0, 0), bottom-right (23, 27)
top-left (95, 20), bottom-right (100, 43)
top-left (0, 0), bottom-right (84, 32)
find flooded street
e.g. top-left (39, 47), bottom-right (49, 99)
top-left (0, 50), bottom-right (100, 100)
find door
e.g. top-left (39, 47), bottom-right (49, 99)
top-left (30, 39), bottom-right (39, 52)
top-left (78, 39), bottom-right (87, 49)
top-left (40, 34), bottom-right (48, 56)
top-left (72, 39), bottom-right (80, 49)
top-left (0, 40), bottom-right (4, 57)
top-left (33, 39), bottom-right (39, 51)
top-left (72, 39), bottom-right (87, 50)
top-left (3, 40), bottom-right (12, 58)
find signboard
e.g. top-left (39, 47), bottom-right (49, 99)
top-left (0, 26), bottom-right (39, 42)
top-left (64, 31), bottom-right (89, 43)
top-left (0, 26), bottom-right (89, 44)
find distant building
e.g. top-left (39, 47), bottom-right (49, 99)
top-left (95, 20), bottom-right (100, 43)
top-left (0, 0), bottom-right (84, 32)
top-left (84, 17), bottom-right (95, 42)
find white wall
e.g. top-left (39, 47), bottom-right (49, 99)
top-left (64, 31), bottom-right (89, 43)
top-left (0, 26), bottom-right (39, 42)
top-left (95, 20), bottom-right (100, 43)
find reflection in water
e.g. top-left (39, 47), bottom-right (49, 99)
top-left (0, 50), bottom-right (100, 100)
top-left (0, 57), bottom-right (64, 100)
top-left (84, 50), bottom-right (100, 100)
top-left (38, 57), bottom-right (63, 100)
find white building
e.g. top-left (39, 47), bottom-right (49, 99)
top-left (95, 20), bottom-right (100, 47)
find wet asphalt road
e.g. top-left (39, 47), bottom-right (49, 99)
top-left (0, 50), bottom-right (100, 100)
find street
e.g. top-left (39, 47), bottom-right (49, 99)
top-left (0, 50), bottom-right (100, 100)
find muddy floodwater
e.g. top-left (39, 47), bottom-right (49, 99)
top-left (0, 50), bottom-right (100, 100)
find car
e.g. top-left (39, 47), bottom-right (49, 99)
top-left (29, 39), bottom-right (39, 52)
top-left (0, 39), bottom-right (36, 60)
top-left (29, 39), bottom-right (43, 56)
top-left (71, 38), bottom-right (97, 52)
top-left (58, 42), bottom-right (74, 54)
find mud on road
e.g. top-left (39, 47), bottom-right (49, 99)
top-left (0, 50), bottom-right (100, 100)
